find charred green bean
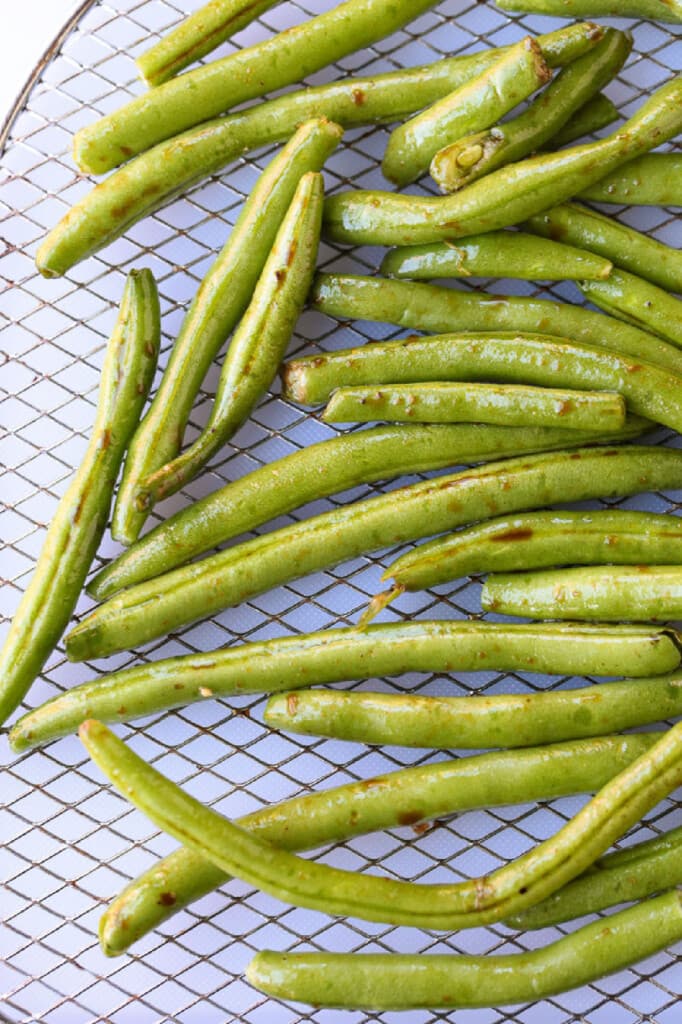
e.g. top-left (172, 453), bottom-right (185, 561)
top-left (310, 274), bottom-right (682, 376)
top-left (579, 153), bottom-right (682, 206)
top-left (387, 510), bottom-right (682, 591)
top-left (12, 623), bottom-right (676, 751)
top-left (483, 566), bottom-right (682, 622)
top-left (324, 78), bottom-right (682, 245)
top-left (0, 271), bottom-right (159, 727)
top-left (65, 445), bottom-right (681, 661)
top-left (323, 383), bottom-right (625, 430)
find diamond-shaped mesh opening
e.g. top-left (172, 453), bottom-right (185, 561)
top-left (1, 2), bottom-right (682, 1022)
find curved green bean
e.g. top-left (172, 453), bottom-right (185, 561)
top-left (323, 78), bottom-right (682, 246)
top-left (78, 717), bottom-right (682, 930)
top-left (310, 274), bottom-right (682, 377)
top-left (264, 673), bottom-right (682, 749)
top-left (383, 37), bottom-right (551, 186)
top-left (246, 891), bottom-right (682, 1010)
top-left (0, 271), bottom-right (159, 727)
top-left (323, 383), bottom-right (625, 430)
top-left (12, 623), bottom-right (676, 751)
top-left (139, 171), bottom-right (322, 505)
top-left (430, 29), bottom-right (630, 192)
top-left (526, 202), bottom-right (682, 293)
top-left (74, 0), bottom-right (441, 173)
top-left (65, 445), bottom-right (682, 661)
top-left (136, 0), bottom-right (280, 87)
top-left (100, 732), bottom-right (662, 955)
top-left (92, 423), bottom-right (627, 600)
top-left (283, 333), bottom-right (682, 435)
top-left (580, 268), bottom-right (682, 350)
top-left (483, 566), bottom-right (682, 622)
top-left (550, 92), bottom-right (618, 146)
top-left (32, 24), bottom-right (609, 276)
top-left (580, 153), bottom-right (682, 206)
top-left (112, 120), bottom-right (340, 545)
top-left (497, 0), bottom-right (682, 25)
top-left (509, 825), bottom-right (682, 929)
top-left (388, 510), bottom-right (682, 591)
top-left (380, 232), bottom-right (613, 281)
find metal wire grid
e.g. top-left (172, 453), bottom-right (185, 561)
top-left (1, 2), bottom-right (682, 1021)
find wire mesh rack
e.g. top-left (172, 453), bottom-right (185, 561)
top-left (1, 2), bottom-right (682, 1022)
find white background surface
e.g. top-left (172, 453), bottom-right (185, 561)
top-left (0, 1), bottom-right (77, 125)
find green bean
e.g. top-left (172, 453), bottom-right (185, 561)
top-left (34, 24), bottom-right (606, 276)
top-left (509, 825), bottom-right (682, 929)
top-left (138, 171), bottom-right (322, 505)
top-left (77, 717), bottom-right (682, 929)
top-left (74, 0), bottom-right (461, 174)
top-left (380, 232), bottom-right (613, 281)
top-left (580, 153), bottom-right (682, 206)
top-left (264, 672), bottom-right (682, 749)
top-left (92, 423), bottom-right (628, 600)
top-left (323, 78), bottom-right (682, 246)
top-left (100, 732), bottom-right (662, 955)
top-left (580, 268), bottom-right (682, 350)
top-left (526, 202), bottom-right (682, 293)
top-left (310, 274), bottom-right (682, 377)
top-left (12, 623), bottom-right (675, 751)
top-left (112, 120), bottom-right (340, 545)
top-left (550, 93), bottom-right (618, 146)
top-left (65, 445), bottom-right (681, 661)
top-left (383, 37), bottom-right (551, 187)
top-left (283, 333), bottom-right (682, 435)
top-left (136, 0), bottom-right (280, 87)
top-left (430, 29), bottom-right (630, 193)
top-left (483, 566), bottom-right (682, 622)
top-left (246, 891), bottom-right (682, 1010)
top-left (0, 271), bottom-right (159, 728)
top-left (323, 383), bottom-right (625, 431)
top-left (497, 0), bottom-right (682, 25)
top-left (388, 510), bottom-right (682, 591)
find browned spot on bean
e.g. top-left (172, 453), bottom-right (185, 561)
top-left (157, 892), bottom-right (177, 907)
top-left (492, 527), bottom-right (534, 542)
top-left (397, 810), bottom-right (422, 827)
top-left (351, 89), bottom-right (366, 106)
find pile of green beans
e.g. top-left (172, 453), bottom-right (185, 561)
top-left (0, 271), bottom-right (159, 727)
top-left (100, 732), bottom-right (663, 955)
top-left (264, 670), bottom-right (682, 750)
top-left (10, 622), bottom-right (676, 750)
top-left (65, 444), bottom-right (678, 661)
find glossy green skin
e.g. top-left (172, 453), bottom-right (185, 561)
top-left (136, 0), bottom-right (280, 86)
top-left (580, 268), bottom-right (682, 351)
top-left (34, 24), bottom-right (605, 276)
top-left (431, 29), bottom-right (630, 193)
top-left (498, 0), bottom-right (682, 25)
top-left (12, 623), bottom-right (675, 751)
top-left (323, 383), bottom-right (625, 431)
top-left (527, 202), bottom-right (682, 293)
top-left (0, 271), bottom-right (159, 727)
top-left (580, 153), bottom-right (682, 205)
top-left (389, 510), bottom-right (682, 591)
top-left (310, 274), bottom-right (682, 377)
top-left (380, 231), bottom-right (613, 281)
top-left (112, 121), bottom-right (340, 544)
top-left (100, 732), bottom-right (662, 955)
top-left (92, 423), bottom-right (622, 600)
top-left (323, 78), bottom-right (682, 246)
top-left (64, 445), bottom-right (681, 661)
top-left (78, 717), bottom-right (682, 930)
top-left (548, 92), bottom-right (618, 146)
top-left (265, 672), bottom-right (682, 749)
top-left (247, 891), bottom-right (682, 1010)
top-left (484, 566), bottom-right (682, 622)
top-left (383, 37), bottom-right (551, 186)
top-left (509, 824), bottom-right (682, 929)
top-left (74, 0), bottom-right (451, 173)
top-left (140, 172), bottom-right (323, 504)
top-left (283, 332), bottom-right (682, 435)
